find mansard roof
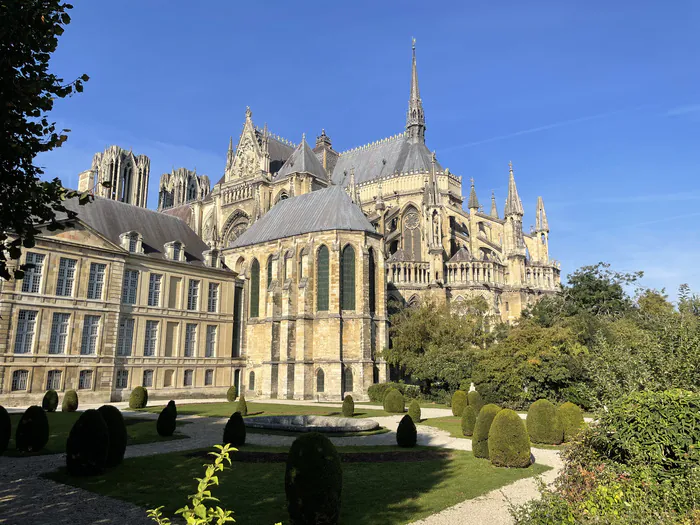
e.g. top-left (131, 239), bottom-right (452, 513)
top-left (229, 185), bottom-right (375, 249)
top-left (273, 137), bottom-right (327, 181)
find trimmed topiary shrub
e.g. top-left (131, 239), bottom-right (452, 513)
top-left (408, 399), bottom-right (421, 423)
top-left (527, 399), bottom-right (564, 445)
top-left (467, 390), bottom-right (484, 414)
top-left (237, 395), bottom-right (248, 416)
top-left (223, 411), bottom-right (246, 446)
top-left (42, 390), bottom-right (58, 412)
top-left (97, 405), bottom-right (127, 467)
top-left (461, 405), bottom-right (477, 436)
top-left (558, 402), bottom-right (585, 442)
top-left (383, 388), bottom-right (405, 413)
top-left (62, 389), bottom-right (78, 412)
top-left (342, 395), bottom-right (354, 418)
top-left (226, 385), bottom-right (238, 402)
top-left (0, 406), bottom-right (10, 455)
top-left (285, 432), bottom-right (342, 525)
top-left (15, 405), bottom-right (49, 453)
top-left (396, 414), bottom-right (417, 447)
top-left (367, 382), bottom-right (420, 403)
top-left (472, 403), bottom-right (502, 459)
top-left (166, 400), bottom-right (177, 418)
top-left (488, 408), bottom-right (531, 467)
top-left (128, 386), bottom-right (148, 409)
top-left (157, 404), bottom-right (177, 437)
top-left (66, 409), bottom-right (109, 476)
top-left (451, 390), bottom-right (468, 417)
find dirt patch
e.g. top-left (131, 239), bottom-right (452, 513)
top-left (184, 449), bottom-right (452, 463)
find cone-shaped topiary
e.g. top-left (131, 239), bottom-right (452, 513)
top-left (66, 409), bottom-right (109, 476)
top-left (157, 405), bottom-right (177, 437)
top-left (128, 386), bottom-right (148, 409)
top-left (467, 390), bottom-right (484, 414)
top-left (451, 390), bottom-right (468, 417)
top-left (15, 405), bottom-right (49, 453)
top-left (558, 402), bottom-right (585, 442)
top-left (62, 389), bottom-right (78, 412)
top-left (42, 390), bottom-right (58, 412)
top-left (342, 395), bottom-right (354, 417)
top-left (461, 405), bottom-right (477, 436)
top-left (223, 411), bottom-right (246, 446)
top-left (527, 399), bottom-right (564, 445)
top-left (408, 399), bottom-right (421, 423)
top-left (488, 409), bottom-right (531, 467)
top-left (383, 388), bottom-right (405, 413)
top-left (166, 400), bottom-right (177, 418)
top-left (285, 432), bottom-right (342, 525)
top-left (472, 403), bottom-right (502, 459)
top-left (97, 405), bottom-right (127, 467)
top-left (0, 406), bottom-right (11, 455)
top-left (226, 385), bottom-right (238, 402)
top-left (396, 414), bottom-right (418, 447)
top-left (237, 395), bottom-right (248, 416)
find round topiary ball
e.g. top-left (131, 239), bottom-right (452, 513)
top-left (16, 405), bottom-right (50, 453)
top-left (558, 402), bottom-right (585, 442)
top-left (97, 405), bottom-right (127, 467)
top-left (527, 399), bottom-right (564, 445)
top-left (461, 405), bottom-right (477, 436)
top-left (226, 385), bottom-right (238, 402)
top-left (472, 403), bottom-right (502, 459)
top-left (396, 414), bottom-right (417, 447)
top-left (223, 411), bottom-right (246, 446)
top-left (383, 389), bottom-right (405, 413)
top-left (467, 390), bottom-right (484, 414)
top-left (285, 432), bottom-right (342, 525)
top-left (42, 390), bottom-right (59, 412)
top-left (0, 406), bottom-right (11, 455)
top-left (342, 395), bottom-right (354, 418)
top-left (408, 399), bottom-right (421, 423)
top-left (128, 386), bottom-right (148, 409)
top-left (237, 395), bottom-right (248, 416)
top-left (166, 400), bottom-right (177, 418)
top-left (66, 409), bottom-right (110, 476)
top-left (451, 390), bottom-right (468, 417)
top-left (488, 409), bottom-right (531, 467)
top-left (62, 390), bottom-right (78, 412)
top-left (156, 405), bottom-right (177, 437)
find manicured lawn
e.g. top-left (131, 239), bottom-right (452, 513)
top-left (245, 426), bottom-right (390, 438)
top-left (46, 445), bottom-right (550, 525)
top-left (420, 416), bottom-right (468, 439)
top-left (6, 411), bottom-right (188, 457)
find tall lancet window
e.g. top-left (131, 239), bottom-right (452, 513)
top-left (402, 206), bottom-right (421, 261)
top-left (249, 259), bottom-right (260, 318)
top-left (316, 245), bottom-right (329, 311)
top-left (340, 245), bottom-right (355, 310)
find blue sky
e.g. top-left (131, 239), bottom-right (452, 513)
top-left (39, 1), bottom-right (700, 298)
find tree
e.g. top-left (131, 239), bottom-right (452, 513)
top-left (1, 1), bottom-right (90, 280)
top-left (563, 262), bottom-right (642, 317)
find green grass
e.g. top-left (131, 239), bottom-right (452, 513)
top-left (6, 411), bottom-right (188, 457)
top-left (246, 426), bottom-right (391, 438)
top-left (46, 445), bottom-right (550, 525)
top-left (420, 416), bottom-right (468, 439)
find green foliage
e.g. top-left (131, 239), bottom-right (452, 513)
top-left (558, 402), bottom-right (584, 442)
top-left (564, 262), bottom-right (642, 317)
top-left (527, 399), bottom-right (564, 445)
top-left (461, 405), bottom-right (477, 437)
top-left (285, 433), bottom-right (342, 525)
top-left (157, 405), bottom-right (177, 437)
top-left (226, 385), bottom-right (237, 402)
top-left (342, 395), bottom-right (354, 417)
top-left (467, 390), bottom-right (484, 414)
top-left (0, 406), bottom-right (10, 455)
top-left (367, 382), bottom-right (420, 402)
top-left (408, 399), bottom-right (421, 423)
top-left (62, 389), bottom-right (78, 412)
top-left (223, 412), bottom-right (246, 447)
top-left (167, 400), bottom-right (177, 418)
top-left (488, 409), bottom-right (531, 468)
top-left (97, 404), bottom-right (127, 467)
top-left (396, 414), bottom-right (418, 448)
top-left (42, 389), bottom-right (58, 412)
top-left (383, 388), bottom-right (405, 413)
top-left (15, 405), bottom-right (49, 453)
top-left (472, 404), bottom-right (501, 459)
top-left (129, 386), bottom-right (148, 409)
top-left (237, 395), bottom-right (248, 416)
top-left (66, 409), bottom-right (109, 476)
top-left (451, 390), bottom-right (468, 417)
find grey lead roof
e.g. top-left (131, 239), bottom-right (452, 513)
top-left (273, 137), bottom-right (327, 181)
top-left (229, 185), bottom-right (375, 248)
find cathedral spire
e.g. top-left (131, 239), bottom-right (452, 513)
top-left (490, 190), bottom-right (499, 218)
top-left (468, 178), bottom-right (480, 210)
top-left (504, 161), bottom-right (524, 216)
top-left (225, 136), bottom-right (234, 172)
top-left (535, 196), bottom-right (549, 232)
top-left (406, 38), bottom-right (426, 143)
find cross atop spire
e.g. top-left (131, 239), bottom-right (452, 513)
top-left (406, 38), bottom-right (426, 143)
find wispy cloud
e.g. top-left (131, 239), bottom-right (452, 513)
top-left (664, 104), bottom-right (700, 117)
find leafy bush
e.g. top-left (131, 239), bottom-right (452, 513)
top-left (62, 389), bottom-right (78, 412)
top-left (558, 402), bottom-right (584, 442)
top-left (451, 390), bottom-right (468, 417)
top-left (342, 395), bottom-right (354, 417)
top-left (129, 386), bottom-right (148, 409)
top-left (42, 389), bottom-right (58, 412)
top-left (66, 409), bottom-right (109, 475)
top-left (527, 399), bottom-right (564, 445)
top-left (396, 414), bottom-right (417, 447)
top-left (367, 382), bottom-right (420, 402)
top-left (461, 405), bottom-right (477, 436)
top-left (97, 404), bottom-right (127, 467)
top-left (226, 385), bottom-right (237, 402)
top-left (467, 390), bottom-right (484, 414)
top-left (408, 399), bottom-right (421, 423)
top-left (383, 388), bottom-right (405, 413)
top-left (472, 404), bottom-right (501, 459)
top-left (488, 408), bottom-right (531, 468)
top-left (223, 411), bottom-right (246, 446)
top-left (15, 405), bottom-right (49, 453)
top-left (0, 406), bottom-right (10, 455)
top-left (285, 433), bottom-right (342, 525)
top-left (237, 395), bottom-right (248, 416)
top-left (157, 405), bottom-right (177, 437)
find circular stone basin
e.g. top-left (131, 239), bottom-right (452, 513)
top-left (244, 415), bottom-right (380, 433)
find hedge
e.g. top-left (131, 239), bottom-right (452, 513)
top-left (237, 395), bottom-right (248, 416)
top-left (15, 405), bottom-right (49, 453)
top-left (558, 402), bottom-right (585, 442)
top-left (488, 408), bottom-right (531, 467)
top-left (527, 399), bottom-right (564, 445)
top-left (451, 390), bottom-right (468, 417)
top-left (223, 411), bottom-right (246, 446)
top-left (467, 390), bottom-right (484, 414)
top-left (472, 404), bottom-right (502, 459)
top-left (66, 409), bottom-right (109, 476)
top-left (157, 405), bottom-right (177, 437)
top-left (0, 406), bottom-right (10, 455)
top-left (342, 395), bottom-right (354, 418)
top-left (383, 388), bottom-right (405, 413)
top-left (396, 414), bottom-right (418, 447)
top-left (226, 385), bottom-right (238, 402)
top-left (367, 382), bottom-right (420, 403)
top-left (461, 405), bottom-right (477, 436)
top-left (408, 399), bottom-right (421, 423)
top-left (62, 390), bottom-right (78, 412)
top-left (42, 390), bottom-right (58, 412)
top-left (129, 386), bottom-right (148, 409)
top-left (97, 404), bottom-right (127, 467)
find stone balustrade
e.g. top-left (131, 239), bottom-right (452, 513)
top-left (386, 261), bottom-right (431, 285)
top-left (445, 261), bottom-right (505, 285)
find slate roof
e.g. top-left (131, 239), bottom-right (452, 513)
top-left (229, 186), bottom-right (375, 248)
top-left (161, 203), bottom-right (193, 223)
top-left (448, 246), bottom-right (472, 263)
top-left (273, 138), bottom-right (327, 181)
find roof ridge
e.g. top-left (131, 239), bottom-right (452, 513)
top-left (339, 132), bottom-right (406, 156)
top-left (254, 126), bottom-right (296, 148)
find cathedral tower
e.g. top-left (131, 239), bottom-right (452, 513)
top-left (406, 38), bottom-right (426, 144)
top-left (79, 145), bottom-right (150, 207)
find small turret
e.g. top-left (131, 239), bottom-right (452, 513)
top-left (490, 190), bottom-right (499, 219)
top-left (535, 196), bottom-right (549, 232)
top-left (468, 178), bottom-right (480, 211)
top-left (504, 161), bottom-right (524, 217)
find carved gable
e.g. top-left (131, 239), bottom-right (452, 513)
top-left (227, 108), bottom-right (263, 182)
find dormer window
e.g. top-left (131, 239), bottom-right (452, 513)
top-left (172, 242), bottom-right (182, 261)
top-left (203, 249), bottom-right (220, 268)
top-left (128, 234), bottom-right (137, 253)
top-left (164, 240), bottom-right (185, 262)
top-left (120, 231), bottom-right (142, 254)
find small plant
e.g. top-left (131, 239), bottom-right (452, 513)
top-left (157, 404), bottom-right (177, 437)
top-left (472, 403), bottom-right (501, 459)
top-left (408, 399), bottom-right (421, 423)
top-left (237, 395), bottom-right (248, 416)
top-left (383, 388), bottom-right (405, 413)
top-left (167, 400), bottom-right (177, 418)
top-left (461, 405), bottom-right (477, 436)
top-left (527, 399), bottom-right (564, 445)
top-left (15, 405), bottom-right (49, 453)
top-left (396, 414), bottom-right (417, 447)
top-left (62, 389), bottom-right (78, 412)
top-left (226, 385), bottom-right (237, 402)
top-left (488, 408), bottom-right (531, 468)
top-left (66, 409), bottom-right (110, 476)
top-left (467, 390), bottom-right (484, 414)
top-left (342, 395), bottom-right (354, 417)
top-left (223, 411), bottom-right (246, 447)
top-left (451, 390), bottom-right (468, 417)
top-left (558, 401), bottom-right (585, 442)
top-left (0, 406), bottom-right (11, 455)
top-left (42, 389), bottom-right (59, 412)
top-left (129, 386), bottom-right (148, 409)
top-left (97, 404), bottom-right (127, 467)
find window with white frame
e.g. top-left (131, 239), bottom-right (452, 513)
top-left (184, 323), bottom-right (197, 357)
top-left (187, 280), bottom-right (199, 310)
top-left (116, 370), bottom-right (128, 389)
top-left (49, 312), bottom-right (71, 354)
top-left (56, 258), bottom-right (77, 296)
top-left (117, 317), bottom-right (135, 356)
top-left (143, 320), bottom-right (159, 356)
top-left (122, 269), bottom-right (139, 304)
top-left (143, 369), bottom-right (154, 387)
top-left (207, 283), bottom-right (219, 312)
top-left (80, 315), bottom-right (100, 355)
top-left (21, 252), bottom-right (45, 293)
top-left (87, 263), bottom-right (106, 299)
top-left (205, 325), bottom-right (217, 357)
top-left (183, 369), bottom-right (193, 387)
top-left (46, 370), bottom-right (62, 390)
top-left (78, 369), bottom-right (93, 390)
top-left (204, 369), bottom-right (214, 386)
top-left (12, 370), bottom-right (29, 391)
top-left (128, 233), bottom-right (138, 253)
top-left (172, 242), bottom-right (182, 261)
top-left (14, 310), bottom-right (37, 354)
top-left (148, 274), bottom-right (162, 306)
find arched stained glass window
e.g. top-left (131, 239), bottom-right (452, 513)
top-left (267, 256), bottom-right (273, 289)
top-left (368, 248), bottom-right (376, 314)
top-left (316, 369), bottom-right (324, 393)
top-left (249, 259), bottom-right (260, 317)
top-left (341, 245), bottom-right (355, 310)
top-left (249, 371), bottom-right (255, 391)
top-left (343, 366), bottom-right (353, 393)
top-left (317, 246), bottom-right (329, 311)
